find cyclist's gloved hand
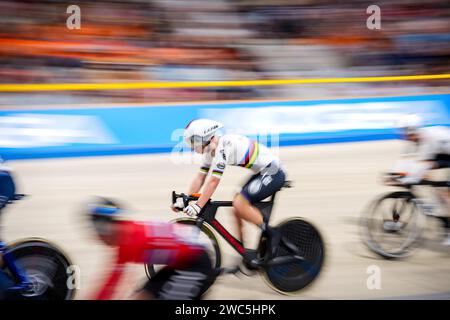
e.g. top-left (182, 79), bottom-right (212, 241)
top-left (184, 203), bottom-right (202, 217)
top-left (171, 197), bottom-right (185, 212)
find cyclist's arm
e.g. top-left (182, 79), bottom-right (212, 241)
top-left (398, 160), bottom-right (434, 184)
top-left (94, 263), bottom-right (126, 300)
top-left (196, 175), bottom-right (220, 207)
top-left (188, 153), bottom-right (213, 195)
top-left (188, 172), bottom-right (207, 194)
top-left (194, 139), bottom-right (226, 206)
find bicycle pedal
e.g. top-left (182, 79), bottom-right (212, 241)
top-left (383, 221), bottom-right (404, 232)
top-left (249, 256), bottom-right (269, 268)
top-left (238, 264), bottom-right (257, 277)
top-left (219, 266), bottom-right (240, 276)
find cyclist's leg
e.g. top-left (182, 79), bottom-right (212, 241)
top-left (432, 155), bottom-right (450, 214)
top-left (133, 267), bottom-right (172, 300)
top-left (231, 173), bottom-right (262, 245)
top-left (233, 193), bottom-right (264, 226)
top-left (232, 173), bottom-right (263, 246)
top-left (437, 182), bottom-right (450, 216)
top-left (431, 155), bottom-right (450, 244)
top-left (235, 167), bottom-right (286, 264)
top-left (139, 251), bottom-right (215, 300)
top-left (232, 209), bottom-right (245, 243)
top-left (235, 166), bottom-right (286, 227)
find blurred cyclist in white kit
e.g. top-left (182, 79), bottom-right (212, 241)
top-left (173, 119), bottom-right (287, 267)
top-left (393, 114), bottom-right (450, 245)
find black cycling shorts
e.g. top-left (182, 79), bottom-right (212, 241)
top-left (143, 251), bottom-right (215, 300)
top-left (434, 153), bottom-right (450, 169)
top-left (240, 164), bottom-right (286, 205)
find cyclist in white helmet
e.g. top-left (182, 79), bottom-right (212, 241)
top-left (174, 119), bottom-right (287, 266)
top-left (393, 114), bottom-right (450, 245)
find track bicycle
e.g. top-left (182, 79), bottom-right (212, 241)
top-left (145, 181), bottom-right (325, 294)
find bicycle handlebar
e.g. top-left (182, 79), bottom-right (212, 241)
top-left (6, 194), bottom-right (26, 204)
top-left (383, 173), bottom-right (448, 188)
top-left (171, 191), bottom-right (200, 211)
top-left (418, 180), bottom-right (449, 187)
top-left (171, 180), bottom-right (293, 211)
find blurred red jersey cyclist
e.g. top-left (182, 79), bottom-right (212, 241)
top-left (87, 197), bottom-right (215, 300)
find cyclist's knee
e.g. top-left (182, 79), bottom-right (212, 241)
top-left (233, 193), bottom-right (248, 211)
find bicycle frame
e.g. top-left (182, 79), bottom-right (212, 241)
top-left (187, 192), bottom-right (278, 256)
top-left (405, 181), bottom-right (449, 218)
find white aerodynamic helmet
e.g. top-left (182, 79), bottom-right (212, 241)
top-left (183, 119), bottom-right (224, 149)
top-left (397, 114), bottom-right (423, 134)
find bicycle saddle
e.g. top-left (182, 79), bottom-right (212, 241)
top-left (9, 194), bottom-right (26, 203)
top-left (283, 180), bottom-right (293, 188)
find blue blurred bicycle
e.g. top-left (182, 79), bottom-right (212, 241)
top-left (0, 193), bottom-right (77, 300)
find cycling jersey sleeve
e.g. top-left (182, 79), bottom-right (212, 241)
top-left (94, 261), bottom-right (126, 300)
top-left (199, 153), bottom-right (212, 175)
top-left (416, 136), bottom-right (439, 161)
top-left (415, 127), bottom-right (450, 161)
top-left (210, 138), bottom-right (227, 179)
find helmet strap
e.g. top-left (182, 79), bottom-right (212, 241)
top-left (202, 135), bottom-right (217, 152)
top-left (203, 139), bottom-right (212, 148)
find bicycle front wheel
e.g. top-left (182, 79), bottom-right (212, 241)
top-left (144, 218), bottom-right (222, 279)
top-left (360, 191), bottom-right (425, 259)
top-left (261, 218), bottom-right (325, 294)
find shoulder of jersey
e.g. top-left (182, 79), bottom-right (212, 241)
top-left (421, 126), bottom-right (450, 136)
top-left (219, 134), bottom-right (233, 146)
top-left (222, 133), bottom-right (248, 142)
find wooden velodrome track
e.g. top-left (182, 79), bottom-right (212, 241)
top-left (3, 140), bottom-right (450, 299)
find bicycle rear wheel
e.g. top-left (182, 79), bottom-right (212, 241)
top-left (261, 218), bottom-right (325, 294)
top-left (5, 238), bottom-right (76, 300)
top-left (360, 191), bottom-right (425, 259)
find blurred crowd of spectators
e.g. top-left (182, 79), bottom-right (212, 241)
top-left (0, 0), bottom-right (449, 105)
